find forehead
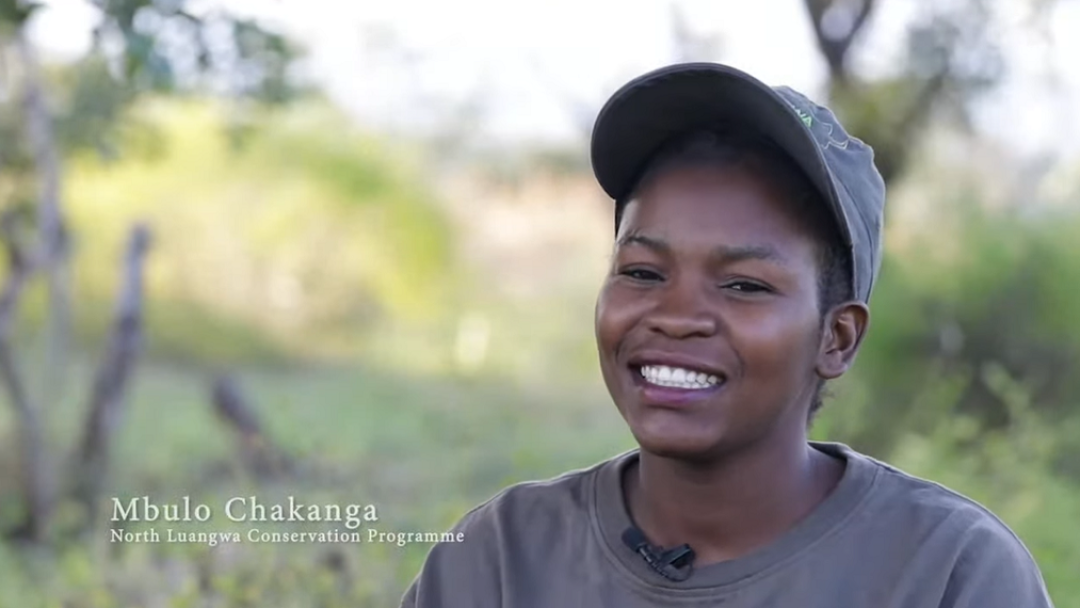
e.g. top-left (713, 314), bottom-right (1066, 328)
top-left (619, 163), bottom-right (821, 255)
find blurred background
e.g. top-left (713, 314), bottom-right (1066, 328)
top-left (0, 0), bottom-right (1077, 605)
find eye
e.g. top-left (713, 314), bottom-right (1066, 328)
top-left (724, 280), bottom-right (771, 294)
top-left (618, 267), bottom-right (664, 282)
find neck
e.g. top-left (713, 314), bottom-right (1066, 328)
top-left (626, 434), bottom-right (842, 566)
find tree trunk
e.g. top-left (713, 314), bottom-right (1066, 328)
top-left (72, 223), bottom-right (151, 525)
top-left (0, 210), bottom-right (53, 542)
top-left (803, 0), bottom-right (878, 87)
top-left (16, 27), bottom-right (72, 415)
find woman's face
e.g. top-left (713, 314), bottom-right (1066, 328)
top-left (595, 163), bottom-right (833, 462)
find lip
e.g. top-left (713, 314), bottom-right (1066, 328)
top-left (633, 377), bottom-right (725, 407)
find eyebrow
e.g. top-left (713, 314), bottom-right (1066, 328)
top-left (616, 234), bottom-right (789, 266)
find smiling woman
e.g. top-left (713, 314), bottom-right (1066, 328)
top-left (398, 62), bottom-right (1055, 608)
top-left (609, 127), bottom-right (854, 421)
top-left (597, 142), bottom-right (858, 466)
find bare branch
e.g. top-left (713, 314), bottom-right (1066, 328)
top-left (0, 209), bottom-right (53, 543)
top-left (16, 25), bottom-right (73, 411)
top-left (211, 373), bottom-right (293, 478)
top-left (804, 0), bottom-right (878, 85)
top-left (850, 0), bottom-right (877, 41)
top-left (71, 223), bottom-right (152, 524)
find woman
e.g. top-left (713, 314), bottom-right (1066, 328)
top-left (400, 62), bottom-right (1054, 608)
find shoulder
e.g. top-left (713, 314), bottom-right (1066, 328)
top-left (452, 452), bottom-right (617, 536)
top-left (856, 447), bottom-right (1027, 543)
top-left (400, 453), bottom-right (627, 607)
top-left (839, 446), bottom-right (1053, 606)
top-left (412, 451), bottom-right (626, 561)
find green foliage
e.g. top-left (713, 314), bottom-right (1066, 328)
top-left (51, 57), bottom-right (145, 161)
top-left (51, 98), bottom-right (459, 366)
top-left (0, 0), bottom-right (42, 29)
top-left (86, 0), bottom-right (304, 103)
top-left (824, 167), bottom-right (1080, 454)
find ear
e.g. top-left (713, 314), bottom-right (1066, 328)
top-left (816, 302), bottom-right (870, 380)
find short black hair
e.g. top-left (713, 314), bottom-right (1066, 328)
top-left (614, 128), bottom-right (853, 418)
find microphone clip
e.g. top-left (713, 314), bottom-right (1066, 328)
top-left (621, 527), bottom-right (696, 582)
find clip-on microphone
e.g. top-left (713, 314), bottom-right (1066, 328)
top-left (621, 526), bottom-right (696, 582)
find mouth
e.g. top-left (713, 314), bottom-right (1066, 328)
top-left (626, 356), bottom-right (728, 406)
top-left (634, 364), bottom-right (722, 390)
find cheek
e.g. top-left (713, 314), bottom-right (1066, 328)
top-left (731, 306), bottom-right (821, 377)
top-left (595, 283), bottom-right (638, 353)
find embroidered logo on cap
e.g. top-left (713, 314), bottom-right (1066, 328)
top-left (782, 92), bottom-right (852, 152)
top-left (819, 120), bottom-right (851, 151)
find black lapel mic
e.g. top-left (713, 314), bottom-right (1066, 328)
top-left (621, 526), bottom-right (696, 582)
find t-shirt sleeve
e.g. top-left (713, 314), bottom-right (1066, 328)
top-left (939, 518), bottom-right (1055, 608)
top-left (398, 499), bottom-right (505, 608)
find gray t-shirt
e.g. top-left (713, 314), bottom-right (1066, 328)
top-left (400, 442), bottom-right (1054, 607)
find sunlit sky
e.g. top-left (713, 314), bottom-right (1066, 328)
top-left (29, 0), bottom-right (1080, 159)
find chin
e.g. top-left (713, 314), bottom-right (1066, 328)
top-left (638, 442), bottom-right (715, 462)
top-left (630, 419), bottom-right (724, 462)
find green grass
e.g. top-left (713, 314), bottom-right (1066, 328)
top-left (0, 356), bottom-right (1077, 607)
top-left (0, 357), bottom-right (633, 607)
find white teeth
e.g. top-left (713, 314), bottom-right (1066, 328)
top-left (639, 365), bottom-right (721, 390)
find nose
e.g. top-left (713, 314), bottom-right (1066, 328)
top-left (644, 277), bottom-right (718, 339)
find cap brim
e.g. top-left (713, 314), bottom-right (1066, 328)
top-left (590, 63), bottom-right (853, 248)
